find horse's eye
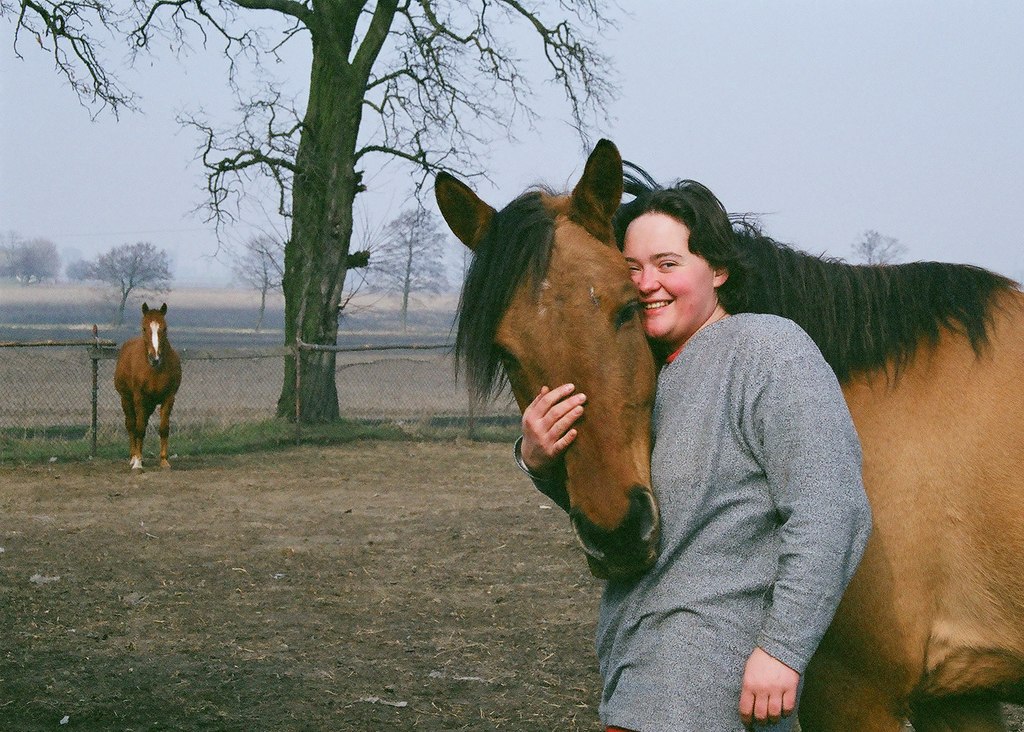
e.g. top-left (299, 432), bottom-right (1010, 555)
top-left (614, 301), bottom-right (639, 330)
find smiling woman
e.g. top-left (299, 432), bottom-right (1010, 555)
top-left (518, 161), bottom-right (871, 731)
top-left (623, 209), bottom-right (729, 359)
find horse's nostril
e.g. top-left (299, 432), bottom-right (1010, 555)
top-left (634, 487), bottom-right (660, 545)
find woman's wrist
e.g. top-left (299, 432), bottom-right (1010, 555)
top-left (513, 435), bottom-right (556, 482)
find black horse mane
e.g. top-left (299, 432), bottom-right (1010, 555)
top-left (623, 160), bottom-right (1019, 381)
top-left (733, 225), bottom-right (1019, 381)
top-left (454, 190), bottom-right (556, 401)
top-left (455, 164), bottom-right (1020, 396)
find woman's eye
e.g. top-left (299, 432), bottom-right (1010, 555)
top-left (614, 301), bottom-right (639, 329)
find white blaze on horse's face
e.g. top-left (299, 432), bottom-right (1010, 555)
top-left (148, 321), bottom-right (162, 366)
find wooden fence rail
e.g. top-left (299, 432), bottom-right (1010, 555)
top-left (293, 339), bottom-right (459, 443)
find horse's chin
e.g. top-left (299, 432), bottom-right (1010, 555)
top-left (571, 487), bottom-right (661, 581)
top-left (584, 550), bottom-right (659, 582)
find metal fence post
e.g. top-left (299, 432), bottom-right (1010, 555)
top-left (90, 325), bottom-right (100, 459)
top-left (294, 340), bottom-right (302, 444)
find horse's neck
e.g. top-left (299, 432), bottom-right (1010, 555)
top-left (743, 237), bottom-right (858, 330)
top-left (742, 236), bottom-right (1013, 381)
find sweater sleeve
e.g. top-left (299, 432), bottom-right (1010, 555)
top-left (746, 327), bottom-right (872, 673)
top-left (513, 436), bottom-right (571, 513)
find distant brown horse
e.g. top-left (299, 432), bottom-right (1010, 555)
top-left (114, 302), bottom-right (182, 470)
top-left (437, 139), bottom-right (1024, 730)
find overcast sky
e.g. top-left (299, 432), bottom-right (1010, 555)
top-left (2, 1), bottom-right (1022, 287)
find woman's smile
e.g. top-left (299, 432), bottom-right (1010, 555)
top-left (624, 212), bottom-right (729, 353)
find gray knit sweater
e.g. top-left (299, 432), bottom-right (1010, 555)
top-left (596, 314), bottom-right (871, 731)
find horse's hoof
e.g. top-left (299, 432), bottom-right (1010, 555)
top-left (160, 461), bottom-right (171, 469)
top-left (129, 457), bottom-right (143, 470)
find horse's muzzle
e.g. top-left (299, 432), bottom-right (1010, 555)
top-left (570, 486), bottom-right (660, 581)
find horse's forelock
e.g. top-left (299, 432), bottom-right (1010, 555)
top-left (455, 190), bottom-right (557, 401)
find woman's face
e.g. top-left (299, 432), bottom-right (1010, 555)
top-left (623, 212), bottom-right (729, 353)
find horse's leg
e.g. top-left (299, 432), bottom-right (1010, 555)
top-left (133, 395), bottom-right (152, 469)
top-left (909, 696), bottom-right (1006, 732)
top-left (158, 394), bottom-right (175, 469)
top-left (798, 662), bottom-right (907, 732)
top-left (120, 393), bottom-right (142, 469)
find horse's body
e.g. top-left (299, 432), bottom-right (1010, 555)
top-left (727, 230), bottom-right (1024, 729)
top-left (436, 140), bottom-right (1024, 730)
top-left (114, 302), bottom-right (181, 470)
top-left (805, 288), bottom-right (1024, 731)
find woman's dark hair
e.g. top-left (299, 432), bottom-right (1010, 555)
top-left (613, 163), bottom-right (750, 312)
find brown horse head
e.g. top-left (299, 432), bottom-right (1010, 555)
top-left (140, 302), bottom-right (170, 368)
top-left (435, 139), bottom-right (660, 580)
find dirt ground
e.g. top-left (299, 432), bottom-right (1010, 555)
top-left (2, 441), bottom-right (1022, 732)
top-left (1, 441), bottom-right (603, 731)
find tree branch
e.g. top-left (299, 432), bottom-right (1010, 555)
top-left (354, 0), bottom-right (617, 191)
top-left (180, 87), bottom-right (303, 228)
top-left (12, 0), bottom-right (136, 114)
top-left (231, 0), bottom-right (311, 24)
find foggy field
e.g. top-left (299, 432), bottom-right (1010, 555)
top-left (0, 283), bottom-right (460, 349)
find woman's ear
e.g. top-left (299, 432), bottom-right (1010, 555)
top-left (713, 268), bottom-right (729, 288)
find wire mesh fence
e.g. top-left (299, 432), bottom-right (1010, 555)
top-left (0, 340), bottom-right (520, 462)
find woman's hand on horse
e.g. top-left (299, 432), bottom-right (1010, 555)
top-left (521, 384), bottom-right (586, 475)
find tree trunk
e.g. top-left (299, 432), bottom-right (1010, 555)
top-left (256, 286), bottom-right (266, 332)
top-left (276, 44), bottom-right (364, 422)
top-left (401, 286), bottom-right (409, 333)
top-left (401, 248), bottom-right (413, 333)
top-left (116, 289), bottom-right (130, 326)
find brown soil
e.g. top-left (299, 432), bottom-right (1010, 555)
top-left (1, 442), bottom-right (602, 731)
top-left (2, 441), bottom-right (1021, 731)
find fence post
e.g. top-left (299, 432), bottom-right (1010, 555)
top-left (294, 340), bottom-right (302, 445)
top-left (91, 324), bottom-right (99, 459)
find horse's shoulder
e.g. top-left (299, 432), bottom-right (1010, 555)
top-left (118, 336), bottom-right (144, 353)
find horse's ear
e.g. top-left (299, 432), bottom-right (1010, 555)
top-left (160, 303), bottom-right (167, 314)
top-left (142, 302), bottom-right (150, 314)
top-left (569, 138), bottom-right (623, 244)
top-left (435, 171), bottom-right (496, 252)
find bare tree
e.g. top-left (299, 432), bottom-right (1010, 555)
top-left (851, 230), bottom-right (908, 265)
top-left (4, 0), bottom-right (135, 115)
top-left (90, 241), bottom-right (172, 324)
top-left (232, 233), bottom-right (284, 331)
top-left (66, 258), bottom-right (96, 281)
top-left (0, 235), bottom-right (61, 284)
top-left (8, 0), bottom-right (619, 421)
top-left (370, 207), bottom-right (448, 332)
